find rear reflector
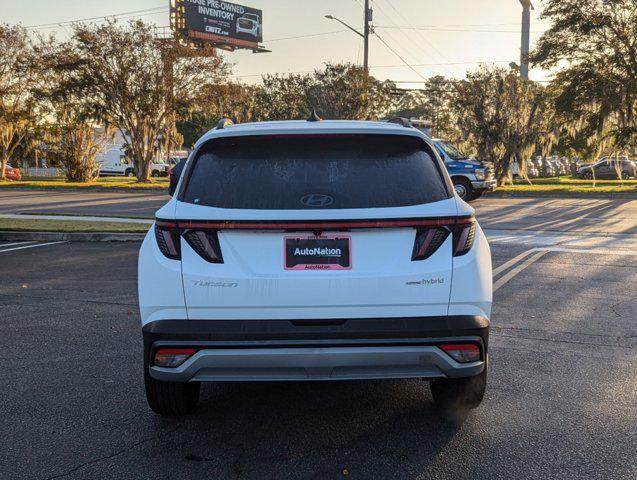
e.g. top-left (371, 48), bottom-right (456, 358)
top-left (154, 348), bottom-right (197, 367)
top-left (439, 343), bottom-right (481, 363)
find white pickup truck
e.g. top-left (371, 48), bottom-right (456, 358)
top-left (97, 148), bottom-right (169, 177)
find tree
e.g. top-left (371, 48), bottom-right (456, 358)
top-left (306, 63), bottom-right (395, 120)
top-left (391, 75), bottom-right (457, 138)
top-left (453, 66), bottom-right (555, 184)
top-left (251, 63), bottom-right (395, 121)
top-left (178, 82), bottom-right (259, 147)
top-left (532, 0), bottom-right (637, 156)
top-left (0, 24), bottom-right (36, 179)
top-left (59, 20), bottom-right (229, 182)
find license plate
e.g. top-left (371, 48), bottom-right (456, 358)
top-left (284, 235), bottom-right (351, 270)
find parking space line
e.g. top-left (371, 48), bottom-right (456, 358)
top-left (0, 241), bottom-right (37, 248)
top-left (0, 241), bottom-right (67, 254)
top-left (492, 249), bottom-right (538, 277)
top-left (493, 250), bottom-right (548, 292)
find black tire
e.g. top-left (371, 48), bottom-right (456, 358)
top-left (621, 171), bottom-right (630, 180)
top-left (125, 169), bottom-right (135, 177)
top-left (430, 368), bottom-right (487, 411)
top-left (144, 367), bottom-right (200, 416)
top-left (471, 190), bottom-right (484, 200)
top-left (452, 177), bottom-right (473, 201)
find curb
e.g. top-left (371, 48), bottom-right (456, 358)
top-left (0, 231), bottom-right (146, 242)
top-left (489, 191), bottom-right (637, 200)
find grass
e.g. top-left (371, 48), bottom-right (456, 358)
top-left (0, 176), bottom-right (169, 191)
top-left (0, 218), bottom-right (151, 233)
top-left (497, 176), bottom-right (637, 195)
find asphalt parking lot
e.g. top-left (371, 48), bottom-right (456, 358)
top-left (1, 220), bottom-right (635, 480)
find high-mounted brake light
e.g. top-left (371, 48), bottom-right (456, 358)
top-left (439, 343), bottom-right (481, 363)
top-left (154, 347), bottom-right (197, 367)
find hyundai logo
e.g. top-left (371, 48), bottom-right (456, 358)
top-left (300, 194), bottom-right (334, 207)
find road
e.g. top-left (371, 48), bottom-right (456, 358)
top-left (1, 189), bottom-right (637, 235)
top-left (1, 207), bottom-right (636, 479)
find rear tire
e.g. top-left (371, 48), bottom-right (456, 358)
top-left (430, 368), bottom-right (487, 411)
top-left (452, 178), bottom-right (473, 201)
top-left (144, 367), bottom-right (200, 416)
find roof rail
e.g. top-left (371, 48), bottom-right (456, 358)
top-left (216, 118), bottom-right (234, 129)
top-left (386, 117), bottom-right (412, 128)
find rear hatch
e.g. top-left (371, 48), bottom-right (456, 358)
top-left (171, 133), bottom-right (466, 320)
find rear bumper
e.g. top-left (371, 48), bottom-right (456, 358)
top-left (143, 316), bottom-right (489, 382)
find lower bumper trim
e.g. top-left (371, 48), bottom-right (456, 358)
top-left (150, 344), bottom-right (485, 382)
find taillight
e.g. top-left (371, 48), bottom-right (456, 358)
top-left (154, 347), bottom-right (197, 367)
top-left (412, 228), bottom-right (450, 261)
top-left (439, 343), bottom-right (481, 363)
top-left (452, 222), bottom-right (476, 256)
top-left (411, 218), bottom-right (476, 260)
top-left (155, 223), bottom-right (181, 260)
top-left (183, 230), bottom-right (224, 263)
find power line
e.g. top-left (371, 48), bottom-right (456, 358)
top-left (25, 7), bottom-right (167, 30)
top-left (374, 0), bottom-right (457, 78)
top-left (267, 30), bottom-right (349, 43)
top-left (376, 26), bottom-right (546, 34)
top-left (373, 31), bottom-right (428, 81)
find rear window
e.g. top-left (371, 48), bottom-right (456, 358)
top-left (181, 134), bottom-right (450, 209)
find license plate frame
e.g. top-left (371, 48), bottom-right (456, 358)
top-left (284, 235), bottom-right (352, 270)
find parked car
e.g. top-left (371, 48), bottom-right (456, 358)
top-left (526, 162), bottom-right (539, 178)
top-left (430, 139), bottom-right (496, 201)
top-left (139, 118), bottom-right (493, 416)
top-left (97, 147), bottom-right (169, 177)
top-left (576, 157), bottom-right (637, 179)
top-left (550, 159), bottom-right (567, 176)
top-left (3, 164), bottom-right (22, 181)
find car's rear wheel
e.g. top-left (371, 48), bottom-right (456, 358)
top-left (430, 368), bottom-right (487, 411)
top-left (452, 178), bottom-right (473, 201)
top-left (144, 367), bottom-right (200, 416)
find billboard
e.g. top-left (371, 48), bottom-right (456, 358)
top-left (175, 0), bottom-right (263, 50)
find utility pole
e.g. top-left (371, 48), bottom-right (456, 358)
top-left (325, 1), bottom-right (372, 73)
top-left (363, 0), bottom-right (371, 73)
top-left (519, 0), bottom-right (533, 80)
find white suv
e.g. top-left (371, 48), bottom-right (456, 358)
top-left (138, 119), bottom-right (492, 416)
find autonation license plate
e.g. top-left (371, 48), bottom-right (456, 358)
top-left (284, 235), bottom-right (351, 270)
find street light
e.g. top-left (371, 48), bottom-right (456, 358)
top-left (325, 2), bottom-right (371, 72)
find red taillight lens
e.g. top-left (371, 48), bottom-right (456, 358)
top-left (412, 228), bottom-right (450, 261)
top-left (155, 224), bottom-right (181, 260)
top-left (439, 343), bottom-right (481, 363)
top-left (154, 347), bottom-right (197, 367)
top-left (183, 230), bottom-right (224, 263)
top-left (452, 222), bottom-right (476, 257)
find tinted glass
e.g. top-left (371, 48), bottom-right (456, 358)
top-left (182, 134), bottom-right (449, 210)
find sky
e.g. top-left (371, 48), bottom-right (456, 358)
top-left (4, 0), bottom-right (551, 87)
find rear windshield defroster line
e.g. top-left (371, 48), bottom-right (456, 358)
top-left (180, 134), bottom-right (450, 210)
